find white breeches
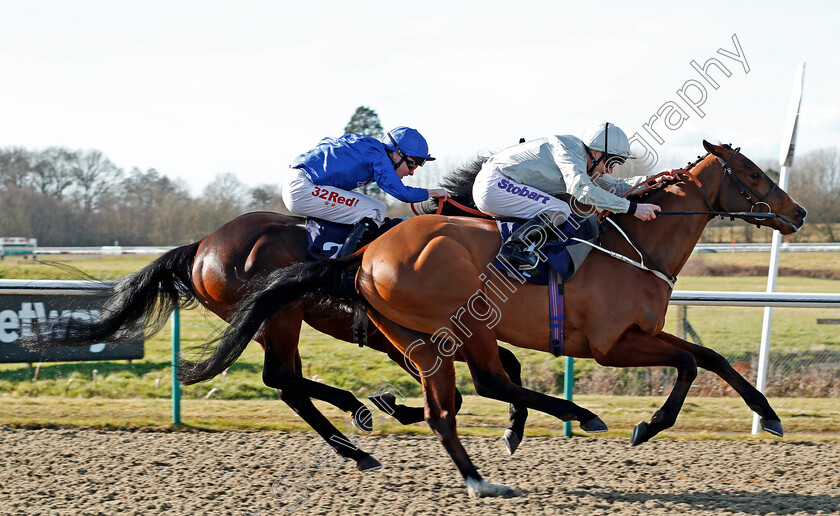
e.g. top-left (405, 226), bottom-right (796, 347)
top-left (472, 164), bottom-right (571, 222)
top-left (281, 168), bottom-right (387, 225)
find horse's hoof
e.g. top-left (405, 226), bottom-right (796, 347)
top-left (761, 418), bottom-right (784, 437)
top-left (580, 416), bottom-right (608, 433)
top-left (503, 429), bottom-right (523, 456)
top-left (356, 455), bottom-right (382, 472)
top-left (465, 478), bottom-right (518, 498)
top-left (630, 421), bottom-right (648, 446)
top-left (353, 406), bottom-right (375, 432)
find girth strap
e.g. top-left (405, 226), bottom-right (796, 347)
top-left (548, 267), bottom-right (565, 357)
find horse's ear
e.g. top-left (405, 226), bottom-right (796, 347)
top-left (702, 140), bottom-right (729, 159)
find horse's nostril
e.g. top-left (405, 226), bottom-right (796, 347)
top-left (796, 207), bottom-right (807, 221)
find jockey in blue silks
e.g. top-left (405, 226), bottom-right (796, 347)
top-left (282, 126), bottom-right (449, 255)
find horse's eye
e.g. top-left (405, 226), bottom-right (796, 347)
top-left (750, 172), bottom-right (760, 180)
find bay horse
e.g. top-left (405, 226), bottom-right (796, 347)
top-left (23, 161), bottom-right (531, 471)
top-left (209, 141), bottom-right (806, 497)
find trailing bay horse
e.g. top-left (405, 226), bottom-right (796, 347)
top-left (209, 141), bottom-right (806, 496)
top-left (23, 161), bottom-right (532, 470)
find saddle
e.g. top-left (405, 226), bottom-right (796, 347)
top-left (492, 214), bottom-right (600, 286)
top-left (304, 217), bottom-right (402, 260)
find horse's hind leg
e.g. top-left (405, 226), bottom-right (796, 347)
top-left (657, 331), bottom-right (782, 436)
top-left (369, 312), bottom-right (516, 497)
top-left (497, 346), bottom-right (528, 455)
top-left (261, 316), bottom-right (381, 471)
top-left (366, 332), bottom-right (528, 455)
top-left (595, 329), bottom-right (698, 446)
top-left (362, 332), bottom-right (459, 425)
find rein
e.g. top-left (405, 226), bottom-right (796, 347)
top-left (591, 148), bottom-right (781, 287)
top-left (411, 196), bottom-right (491, 218)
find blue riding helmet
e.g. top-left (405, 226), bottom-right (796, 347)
top-left (384, 126), bottom-right (436, 162)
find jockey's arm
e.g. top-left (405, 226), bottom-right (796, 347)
top-left (369, 149), bottom-right (431, 204)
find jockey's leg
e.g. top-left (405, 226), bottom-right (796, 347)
top-left (472, 165), bottom-right (573, 276)
top-left (281, 168), bottom-right (386, 225)
top-left (337, 217), bottom-right (378, 257)
top-left (497, 211), bottom-right (569, 276)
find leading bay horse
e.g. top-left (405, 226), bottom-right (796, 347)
top-left (22, 161), bottom-right (530, 471)
top-left (210, 141), bottom-right (806, 497)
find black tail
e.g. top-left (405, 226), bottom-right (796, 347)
top-left (177, 254), bottom-right (363, 385)
top-left (22, 242), bottom-right (200, 350)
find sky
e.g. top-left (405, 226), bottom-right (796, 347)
top-left (1, 1), bottom-right (838, 194)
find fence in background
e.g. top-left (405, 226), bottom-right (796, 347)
top-left (570, 292), bottom-right (840, 397)
top-left (0, 279), bottom-right (180, 424)
top-left (694, 242), bottom-right (840, 253)
top-left (1, 280), bottom-right (838, 431)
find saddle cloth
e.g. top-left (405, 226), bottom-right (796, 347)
top-left (492, 214), bottom-right (599, 285)
top-left (304, 217), bottom-right (403, 260)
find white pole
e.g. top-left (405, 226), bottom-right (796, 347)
top-left (752, 63), bottom-right (805, 434)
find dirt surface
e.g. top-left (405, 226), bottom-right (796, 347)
top-left (0, 427), bottom-right (838, 516)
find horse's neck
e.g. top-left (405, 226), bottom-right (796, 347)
top-left (608, 158), bottom-right (722, 281)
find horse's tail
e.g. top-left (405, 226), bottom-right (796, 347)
top-left (22, 242), bottom-right (200, 350)
top-left (177, 254), bottom-right (362, 385)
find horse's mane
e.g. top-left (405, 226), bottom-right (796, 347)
top-left (414, 157), bottom-right (488, 215)
top-left (420, 143), bottom-right (731, 213)
top-left (626, 145), bottom-right (730, 204)
top-left (440, 157), bottom-right (488, 199)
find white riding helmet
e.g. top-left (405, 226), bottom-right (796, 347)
top-left (580, 121), bottom-right (632, 158)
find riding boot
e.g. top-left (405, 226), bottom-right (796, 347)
top-left (337, 217), bottom-right (378, 257)
top-left (497, 213), bottom-right (563, 276)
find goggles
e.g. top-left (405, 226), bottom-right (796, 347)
top-left (388, 132), bottom-right (426, 172)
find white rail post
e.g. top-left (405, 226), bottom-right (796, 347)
top-left (753, 62), bottom-right (805, 434)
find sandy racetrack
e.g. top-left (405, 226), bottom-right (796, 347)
top-left (1, 428), bottom-right (838, 515)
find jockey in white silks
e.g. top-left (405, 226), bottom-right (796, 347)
top-left (472, 121), bottom-right (667, 274)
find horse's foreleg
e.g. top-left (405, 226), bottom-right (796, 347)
top-left (596, 329), bottom-right (698, 446)
top-left (657, 331), bottom-right (783, 437)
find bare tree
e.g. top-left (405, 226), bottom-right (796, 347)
top-left (0, 147), bottom-right (33, 189)
top-left (189, 172), bottom-right (250, 236)
top-left (30, 147), bottom-right (77, 199)
top-left (789, 148), bottom-right (840, 241)
top-left (71, 149), bottom-right (123, 212)
top-left (249, 184), bottom-right (288, 212)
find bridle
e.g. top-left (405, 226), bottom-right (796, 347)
top-left (620, 147), bottom-right (781, 225)
top-left (601, 146), bottom-right (781, 287)
top-left (710, 146), bottom-right (779, 219)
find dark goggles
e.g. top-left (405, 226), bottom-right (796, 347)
top-left (388, 132), bottom-right (426, 171)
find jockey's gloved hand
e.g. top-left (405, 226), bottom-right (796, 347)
top-left (634, 203), bottom-right (661, 221)
top-left (428, 188), bottom-right (450, 199)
